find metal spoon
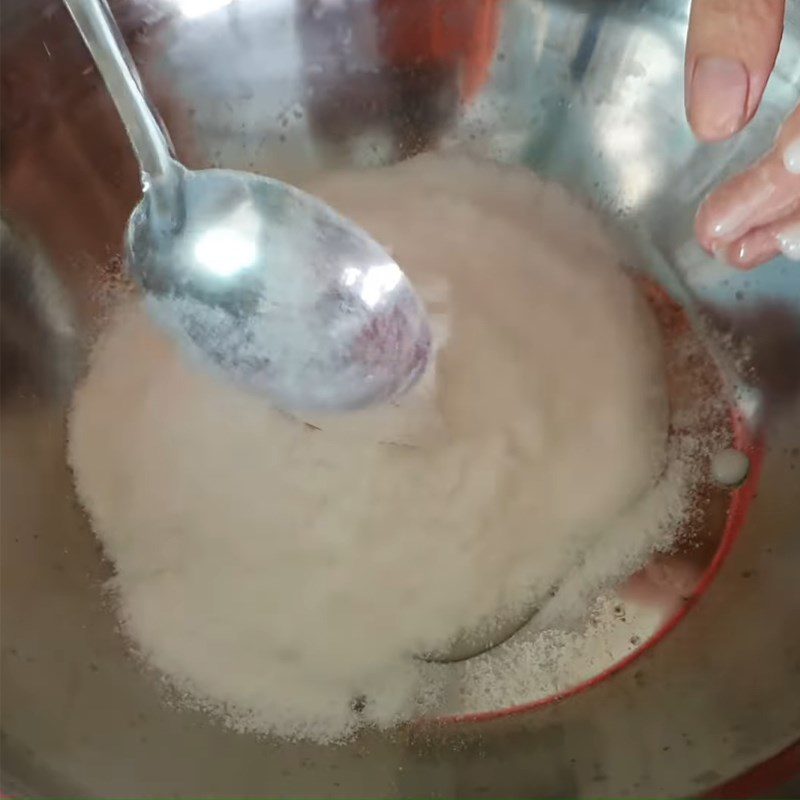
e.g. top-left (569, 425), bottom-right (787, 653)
top-left (63, 0), bottom-right (430, 413)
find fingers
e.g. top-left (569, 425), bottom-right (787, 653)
top-left (686, 0), bottom-right (785, 142)
top-left (722, 208), bottom-right (800, 269)
top-left (696, 107), bottom-right (800, 268)
top-left (696, 154), bottom-right (800, 248)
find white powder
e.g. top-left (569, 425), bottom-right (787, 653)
top-left (69, 155), bottom-right (685, 741)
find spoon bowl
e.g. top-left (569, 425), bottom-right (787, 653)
top-left (130, 163), bottom-right (430, 411)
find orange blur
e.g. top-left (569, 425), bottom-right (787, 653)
top-left (377, 0), bottom-right (501, 101)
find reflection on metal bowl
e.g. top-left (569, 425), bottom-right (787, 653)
top-left (2, 0), bottom-right (799, 796)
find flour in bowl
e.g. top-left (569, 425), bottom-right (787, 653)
top-left (68, 155), bottom-right (677, 741)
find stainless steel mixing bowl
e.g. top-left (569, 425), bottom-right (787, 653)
top-left (2, 0), bottom-right (799, 796)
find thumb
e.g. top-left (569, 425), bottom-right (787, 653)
top-left (685, 0), bottom-right (785, 142)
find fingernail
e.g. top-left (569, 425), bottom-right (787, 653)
top-left (777, 222), bottom-right (800, 261)
top-left (782, 137), bottom-right (800, 174)
top-left (705, 179), bottom-right (776, 240)
top-left (689, 57), bottom-right (749, 141)
top-left (734, 240), bottom-right (752, 266)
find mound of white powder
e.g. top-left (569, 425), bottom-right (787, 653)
top-left (68, 155), bottom-right (674, 741)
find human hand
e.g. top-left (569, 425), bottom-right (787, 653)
top-left (685, 0), bottom-right (800, 267)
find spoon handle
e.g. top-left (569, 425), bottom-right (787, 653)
top-left (62, 0), bottom-right (174, 182)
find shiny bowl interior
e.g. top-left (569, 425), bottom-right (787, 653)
top-left (2, 0), bottom-right (800, 796)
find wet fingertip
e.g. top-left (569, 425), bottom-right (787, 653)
top-left (694, 207), bottom-right (726, 253)
top-left (710, 241), bottom-right (730, 265)
top-left (693, 198), bottom-right (713, 241)
top-left (728, 239), bottom-right (754, 269)
top-left (694, 193), bottom-right (727, 241)
top-left (781, 137), bottom-right (800, 175)
top-left (729, 239), bottom-right (777, 270)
